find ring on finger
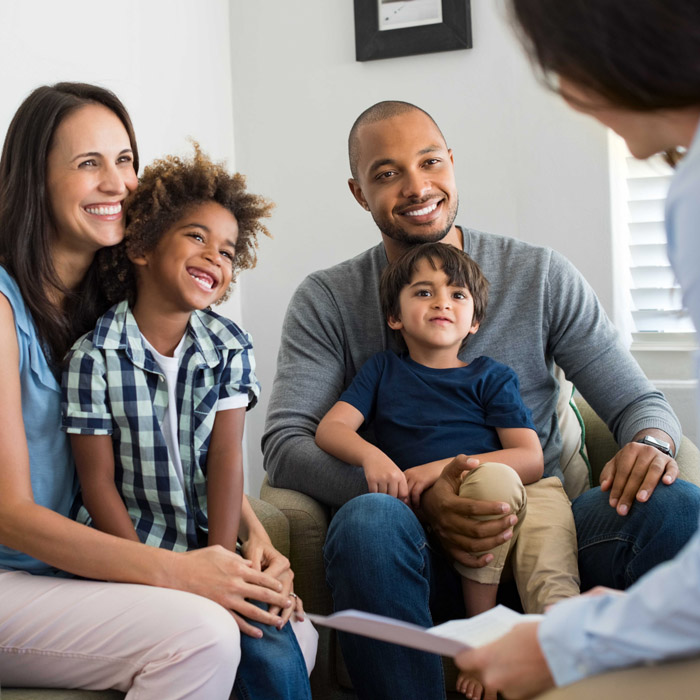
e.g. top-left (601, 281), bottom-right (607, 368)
top-left (290, 592), bottom-right (298, 599)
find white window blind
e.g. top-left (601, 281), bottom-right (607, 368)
top-left (624, 152), bottom-right (695, 342)
top-left (613, 139), bottom-right (697, 441)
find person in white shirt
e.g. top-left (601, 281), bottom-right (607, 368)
top-left (455, 1), bottom-right (700, 698)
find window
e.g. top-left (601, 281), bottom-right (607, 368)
top-left (611, 134), bottom-right (696, 352)
top-left (610, 134), bottom-right (697, 444)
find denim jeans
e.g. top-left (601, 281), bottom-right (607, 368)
top-left (572, 478), bottom-right (700, 590)
top-left (324, 494), bottom-right (464, 700)
top-left (233, 601), bottom-right (311, 700)
top-left (324, 481), bottom-right (700, 700)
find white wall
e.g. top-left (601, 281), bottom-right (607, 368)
top-left (1, 1), bottom-right (238, 183)
top-left (229, 0), bottom-right (614, 497)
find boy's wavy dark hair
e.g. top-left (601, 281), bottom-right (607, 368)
top-left (380, 243), bottom-right (489, 348)
top-left (102, 143), bottom-right (273, 305)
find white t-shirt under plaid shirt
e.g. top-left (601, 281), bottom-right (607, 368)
top-left (61, 300), bottom-right (260, 551)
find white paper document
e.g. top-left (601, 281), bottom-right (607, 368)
top-left (308, 605), bottom-right (543, 658)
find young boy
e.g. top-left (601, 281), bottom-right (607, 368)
top-left (60, 146), bottom-right (318, 695)
top-left (62, 145), bottom-right (271, 553)
top-left (316, 242), bottom-right (579, 698)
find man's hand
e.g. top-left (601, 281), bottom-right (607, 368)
top-left (363, 455), bottom-right (409, 501)
top-left (599, 431), bottom-right (677, 516)
top-left (419, 455), bottom-right (517, 567)
top-left (455, 622), bottom-right (554, 700)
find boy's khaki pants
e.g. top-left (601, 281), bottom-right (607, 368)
top-left (455, 463), bottom-right (580, 613)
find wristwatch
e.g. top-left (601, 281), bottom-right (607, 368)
top-left (636, 435), bottom-right (673, 456)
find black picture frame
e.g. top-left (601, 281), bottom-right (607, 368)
top-left (354, 0), bottom-right (472, 62)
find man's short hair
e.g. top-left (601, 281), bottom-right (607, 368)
top-left (380, 243), bottom-right (489, 337)
top-left (348, 101), bottom-right (446, 180)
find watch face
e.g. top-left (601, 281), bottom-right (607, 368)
top-left (641, 436), bottom-right (672, 454)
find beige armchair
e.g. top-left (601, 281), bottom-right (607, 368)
top-left (3, 497), bottom-right (291, 700)
top-left (259, 398), bottom-right (700, 699)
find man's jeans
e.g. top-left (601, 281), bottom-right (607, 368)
top-left (324, 481), bottom-right (700, 700)
top-left (572, 481), bottom-right (700, 590)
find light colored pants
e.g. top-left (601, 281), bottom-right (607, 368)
top-left (455, 462), bottom-right (527, 584)
top-left (456, 464), bottom-right (580, 613)
top-left (513, 476), bottom-right (581, 613)
top-left (0, 569), bottom-right (318, 699)
top-left (536, 655), bottom-right (700, 699)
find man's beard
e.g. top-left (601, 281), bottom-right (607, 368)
top-left (372, 195), bottom-right (459, 246)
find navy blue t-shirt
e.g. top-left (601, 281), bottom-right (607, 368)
top-left (339, 351), bottom-right (536, 469)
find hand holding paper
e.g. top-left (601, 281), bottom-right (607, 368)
top-left (308, 605), bottom-right (543, 658)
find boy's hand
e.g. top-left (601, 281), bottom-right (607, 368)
top-left (405, 462), bottom-right (446, 509)
top-left (363, 456), bottom-right (409, 501)
top-left (245, 540), bottom-right (303, 626)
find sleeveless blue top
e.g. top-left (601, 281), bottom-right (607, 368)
top-left (0, 267), bottom-right (77, 575)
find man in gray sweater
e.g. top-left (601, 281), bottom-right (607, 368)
top-left (262, 101), bottom-right (700, 699)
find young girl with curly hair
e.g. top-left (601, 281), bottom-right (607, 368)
top-left (62, 144), bottom-right (317, 699)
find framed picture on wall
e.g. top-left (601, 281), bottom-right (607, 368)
top-left (354, 0), bottom-right (472, 61)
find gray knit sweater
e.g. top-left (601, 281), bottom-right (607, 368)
top-left (263, 228), bottom-right (680, 508)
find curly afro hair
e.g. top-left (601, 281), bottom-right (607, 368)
top-left (100, 142), bottom-right (273, 306)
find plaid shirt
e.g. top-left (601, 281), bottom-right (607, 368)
top-left (61, 300), bottom-right (260, 551)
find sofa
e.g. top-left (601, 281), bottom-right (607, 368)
top-left (259, 398), bottom-right (700, 700)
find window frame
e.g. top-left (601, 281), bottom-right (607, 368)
top-left (610, 133), bottom-right (697, 379)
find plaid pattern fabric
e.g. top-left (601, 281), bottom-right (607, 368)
top-left (62, 300), bottom-right (260, 551)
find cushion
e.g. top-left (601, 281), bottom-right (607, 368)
top-left (555, 366), bottom-right (592, 500)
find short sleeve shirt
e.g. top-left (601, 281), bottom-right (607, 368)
top-left (61, 300), bottom-right (260, 551)
top-left (339, 351), bottom-right (536, 469)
